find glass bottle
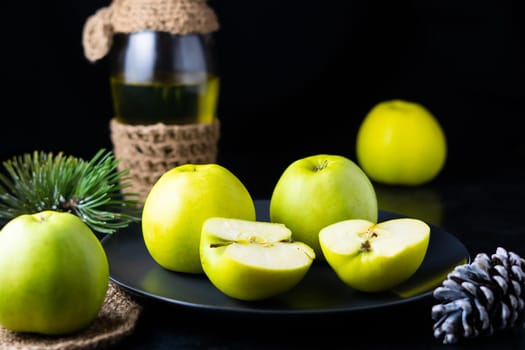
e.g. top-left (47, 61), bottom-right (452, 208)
top-left (109, 30), bottom-right (219, 126)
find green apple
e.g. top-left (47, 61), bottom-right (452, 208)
top-left (142, 163), bottom-right (256, 274)
top-left (269, 154), bottom-right (378, 259)
top-left (0, 211), bottom-right (109, 335)
top-left (319, 217), bottom-right (430, 292)
top-left (356, 99), bottom-right (447, 186)
top-left (200, 217), bottom-right (315, 301)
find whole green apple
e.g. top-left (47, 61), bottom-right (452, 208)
top-left (319, 217), bottom-right (430, 292)
top-left (356, 99), bottom-right (447, 186)
top-left (0, 211), bottom-right (109, 335)
top-left (200, 217), bottom-right (315, 301)
top-left (269, 154), bottom-right (378, 259)
top-left (142, 163), bottom-right (256, 274)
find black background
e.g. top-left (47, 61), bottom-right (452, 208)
top-left (6, 0), bottom-right (525, 198)
top-left (3, 3), bottom-right (525, 348)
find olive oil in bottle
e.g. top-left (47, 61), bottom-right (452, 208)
top-left (109, 31), bottom-right (219, 125)
top-left (110, 72), bottom-right (219, 125)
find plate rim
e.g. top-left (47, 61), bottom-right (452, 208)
top-left (101, 203), bottom-right (470, 316)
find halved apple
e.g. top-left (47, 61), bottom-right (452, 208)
top-left (319, 218), bottom-right (430, 292)
top-left (200, 217), bottom-right (315, 301)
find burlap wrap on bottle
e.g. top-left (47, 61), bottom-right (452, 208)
top-left (82, 0), bottom-right (219, 62)
top-left (82, 0), bottom-right (220, 202)
top-left (110, 119), bottom-right (220, 200)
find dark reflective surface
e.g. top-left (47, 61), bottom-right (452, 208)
top-left (104, 182), bottom-right (525, 349)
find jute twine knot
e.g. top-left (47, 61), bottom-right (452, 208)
top-left (82, 0), bottom-right (219, 62)
top-left (110, 118), bottom-right (221, 202)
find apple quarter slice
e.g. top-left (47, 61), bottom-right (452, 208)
top-left (319, 218), bottom-right (430, 292)
top-left (200, 217), bottom-right (315, 301)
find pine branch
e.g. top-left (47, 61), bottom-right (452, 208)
top-left (0, 149), bottom-right (141, 234)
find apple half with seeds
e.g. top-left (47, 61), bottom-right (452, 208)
top-left (200, 217), bottom-right (315, 301)
top-left (319, 218), bottom-right (430, 292)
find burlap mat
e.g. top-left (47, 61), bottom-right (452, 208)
top-left (0, 282), bottom-right (141, 350)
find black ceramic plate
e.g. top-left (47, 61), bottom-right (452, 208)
top-left (101, 200), bottom-right (469, 315)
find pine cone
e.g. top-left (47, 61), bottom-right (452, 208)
top-left (431, 247), bottom-right (525, 344)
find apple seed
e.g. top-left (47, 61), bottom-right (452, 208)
top-left (359, 228), bottom-right (378, 252)
top-left (209, 242), bottom-right (233, 248)
top-left (209, 237), bottom-right (294, 249)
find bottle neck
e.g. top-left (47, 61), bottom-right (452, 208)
top-left (110, 31), bottom-right (217, 83)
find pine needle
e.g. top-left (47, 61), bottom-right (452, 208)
top-left (0, 149), bottom-right (141, 234)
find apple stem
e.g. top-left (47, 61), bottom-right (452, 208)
top-left (313, 160), bottom-right (329, 172)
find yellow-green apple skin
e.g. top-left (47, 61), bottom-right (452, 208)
top-left (269, 154), bottom-right (378, 260)
top-left (356, 99), bottom-right (447, 186)
top-left (142, 163), bottom-right (256, 274)
top-left (0, 211), bottom-right (109, 335)
top-left (319, 218), bottom-right (430, 292)
top-left (200, 217), bottom-right (315, 301)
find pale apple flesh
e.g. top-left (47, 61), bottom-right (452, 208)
top-left (200, 217), bottom-right (315, 301)
top-left (319, 218), bottom-right (430, 292)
